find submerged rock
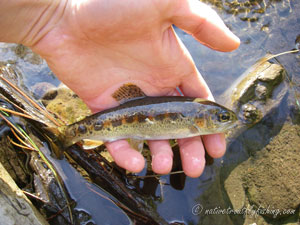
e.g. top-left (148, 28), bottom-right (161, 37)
top-left (225, 122), bottom-right (300, 221)
top-left (244, 123), bottom-right (300, 216)
top-left (221, 57), bottom-right (286, 126)
top-left (220, 56), bottom-right (300, 224)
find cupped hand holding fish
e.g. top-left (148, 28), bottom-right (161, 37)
top-left (1, 0), bottom-right (239, 177)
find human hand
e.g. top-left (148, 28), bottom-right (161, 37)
top-left (28, 0), bottom-right (239, 177)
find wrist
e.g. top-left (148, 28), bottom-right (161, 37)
top-left (0, 0), bottom-right (67, 46)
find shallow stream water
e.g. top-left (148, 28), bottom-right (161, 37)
top-left (0, 0), bottom-right (299, 224)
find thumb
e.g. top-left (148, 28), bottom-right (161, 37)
top-left (170, 0), bottom-right (240, 52)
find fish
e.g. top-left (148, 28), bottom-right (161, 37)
top-left (58, 83), bottom-right (237, 148)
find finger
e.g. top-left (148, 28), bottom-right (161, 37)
top-left (179, 73), bottom-right (227, 160)
top-left (177, 136), bottom-right (205, 178)
top-left (106, 140), bottom-right (145, 173)
top-left (202, 133), bottom-right (226, 158)
top-left (179, 70), bottom-right (214, 101)
top-left (148, 140), bottom-right (173, 174)
top-left (171, 0), bottom-right (240, 52)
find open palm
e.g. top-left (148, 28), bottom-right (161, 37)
top-left (32, 0), bottom-right (239, 177)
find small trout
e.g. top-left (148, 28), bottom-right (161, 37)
top-left (59, 84), bottom-right (237, 147)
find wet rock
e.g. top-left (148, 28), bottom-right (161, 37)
top-left (42, 85), bottom-right (91, 124)
top-left (228, 61), bottom-right (284, 107)
top-left (240, 103), bottom-right (262, 124)
top-left (0, 162), bottom-right (48, 225)
top-left (255, 83), bottom-right (268, 100)
top-left (221, 57), bottom-right (287, 129)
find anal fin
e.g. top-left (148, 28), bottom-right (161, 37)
top-left (80, 139), bottom-right (104, 150)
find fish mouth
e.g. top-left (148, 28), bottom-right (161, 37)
top-left (229, 121), bottom-right (238, 129)
top-left (222, 120), bottom-right (238, 131)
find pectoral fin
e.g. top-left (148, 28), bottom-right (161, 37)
top-left (128, 139), bottom-right (144, 153)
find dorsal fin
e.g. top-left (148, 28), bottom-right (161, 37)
top-left (112, 83), bottom-right (146, 103)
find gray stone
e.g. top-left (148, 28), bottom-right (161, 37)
top-left (0, 162), bottom-right (48, 225)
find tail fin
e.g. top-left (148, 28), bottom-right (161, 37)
top-left (42, 126), bottom-right (67, 158)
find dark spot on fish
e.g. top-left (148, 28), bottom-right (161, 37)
top-left (195, 118), bottom-right (205, 127)
top-left (125, 116), bottom-right (134, 123)
top-left (84, 120), bottom-right (92, 126)
top-left (133, 115), bottom-right (139, 123)
top-left (103, 120), bottom-right (112, 128)
top-left (111, 119), bottom-right (122, 127)
top-left (78, 125), bottom-right (87, 134)
top-left (196, 112), bottom-right (204, 119)
top-left (155, 113), bottom-right (165, 121)
top-left (169, 113), bottom-right (179, 120)
top-left (138, 114), bottom-right (147, 123)
top-left (94, 121), bottom-right (103, 131)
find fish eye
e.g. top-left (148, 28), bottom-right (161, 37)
top-left (217, 111), bottom-right (231, 122)
top-left (77, 124), bottom-right (87, 134)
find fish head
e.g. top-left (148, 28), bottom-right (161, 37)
top-left (212, 107), bottom-right (237, 131)
top-left (193, 99), bottom-right (238, 133)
